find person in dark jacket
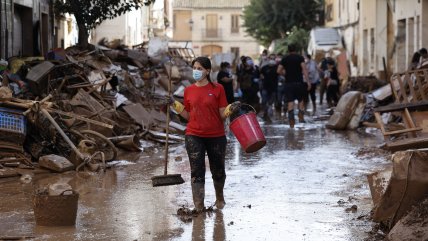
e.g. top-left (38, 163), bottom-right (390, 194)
top-left (325, 59), bottom-right (340, 107)
top-left (217, 62), bottom-right (235, 104)
top-left (237, 56), bottom-right (260, 111)
top-left (260, 54), bottom-right (278, 123)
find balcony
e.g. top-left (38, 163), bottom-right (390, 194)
top-left (201, 28), bottom-right (222, 40)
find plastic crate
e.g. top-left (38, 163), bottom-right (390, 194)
top-left (0, 108), bottom-right (26, 145)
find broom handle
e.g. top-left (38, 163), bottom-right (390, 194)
top-left (164, 61), bottom-right (172, 175)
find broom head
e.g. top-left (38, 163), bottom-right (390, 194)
top-left (152, 174), bottom-right (185, 187)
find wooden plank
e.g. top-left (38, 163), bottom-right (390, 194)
top-left (412, 71), bottom-right (425, 101)
top-left (404, 73), bottom-right (417, 103)
top-left (122, 103), bottom-right (153, 126)
top-left (397, 75), bottom-right (409, 103)
top-left (373, 100), bottom-right (428, 113)
top-left (383, 127), bottom-right (422, 136)
top-left (386, 136), bottom-right (428, 152)
top-left (403, 108), bottom-right (416, 128)
top-left (374, 112), bottom-right (387, 139)
top-left (403, 108), bottom-right (418, 138)
top-left (46, 108), bottom-right (114, 129)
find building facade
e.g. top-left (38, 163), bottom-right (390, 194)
top-left (91, 7), bottom-right (149, 47)
top-left (0, 0), bottom-right (56, 59)
top-left (324, 0), bottom-right (428, 78)
top-left (324, 0), bottom-right (360, 76)
top-left (55, 13), bottom-right (78, 49)
top-left (171, 0), bottom-right (260, 62)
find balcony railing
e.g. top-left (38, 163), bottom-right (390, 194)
top-left (201, 28), bottom-right (222, 39)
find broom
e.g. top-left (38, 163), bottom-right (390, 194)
top-left (151, 60), bottom-right (185, 187)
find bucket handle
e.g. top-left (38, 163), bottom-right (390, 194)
top-left (239, 103), bottom-right (256, 113)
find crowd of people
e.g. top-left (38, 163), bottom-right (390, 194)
top-left (216, 45), bottom-right (341, 128)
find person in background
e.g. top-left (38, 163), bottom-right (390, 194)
top-left (260, 54), bottom-right (278, 123)
top-left (237, 56), bottom-right (260, 111)
top-left (236, 55), bottom-right (247, 76)
top-left (318, 57), bottom-right (329, 105)
top-left (409, 52), bottom-right (421, 71)
top-left (259, 49), bottom-right (269, 68)
top-left (275, 53), bottom-right (283, 64)
top-left (418, 48), bottom-right (428, 68)
top-left (169, 56), bottom-right (240, 212)
top-left (326, 59), bottom-right (340, 107)
top-left (275, 53), bottom-right (286, 113)
top-left (217, 62), bottom-right (235, 104)
top-left (277, 44), bottom-right (310, 128)
top-left (305, 54), bottom-right (320, 114)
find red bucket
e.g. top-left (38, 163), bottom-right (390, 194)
top-left (230, 112), bottom-right (266, 153)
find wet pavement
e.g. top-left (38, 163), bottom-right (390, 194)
top-left (0, 112), bottom-right (390, 241)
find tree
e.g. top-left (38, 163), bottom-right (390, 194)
top-left (54, 0), bottom-right (155, 48)
top-left (242, 0), bottom-right (323, 47)
top-left (273, 27), bottom-right (309, 54)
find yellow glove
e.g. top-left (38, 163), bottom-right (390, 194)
top-left (224, 101), bottom-right (241, 117)
top-left (172, 100), bottom-right (185, 114)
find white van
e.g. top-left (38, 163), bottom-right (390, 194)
top-left (307, 27), bottom-right (343, 62)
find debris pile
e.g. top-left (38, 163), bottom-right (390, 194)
top-left (338, 65), bottom-right (428, 238)
top-left (328, 67), bottom-right (428, 152)
top-left (0, 37), bottom-right (193, 178)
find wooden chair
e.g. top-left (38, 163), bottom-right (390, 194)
top-left (373, 69), bottom-right (428, 151)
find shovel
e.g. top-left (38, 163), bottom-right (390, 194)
top-left (151, 59), bottom-right (185, 187)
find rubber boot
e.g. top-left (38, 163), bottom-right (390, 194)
top-left (214, 179), bottom-right (226, 209)
top-left (191, 182), bottom-right (205, 212)
top-left (288, 110), bottom-right (295, 128)
top-left (298, 110), bottom-right (305, 123)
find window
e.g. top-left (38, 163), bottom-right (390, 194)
top-left (231, 15), bottom-right (239, 33)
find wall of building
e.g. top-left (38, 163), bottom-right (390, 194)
top-left (324, 0), bottom-right (360, 75)
top-left (0, 0), bottom-right (54, 58)
top-left (172, 10), bottom-right (192, 41)
top-left (185, 8), bottom-right (259, 59)
top-left (55, 14), bottom-right (78, 49)
top-left (353, 0), bottom-right (426, 76)
top-left (1, 0), bottom-right (13, 59)
top-left (393, 0), bottom-right (423, 72)
top-left (423, 0), bottom-right (428, 48)
top-left (325, 0), bottom-right (359, 27)
top-left (374, 0), bottom-right (387, 77)
top-left (91, 8), bottom-right (144, 47)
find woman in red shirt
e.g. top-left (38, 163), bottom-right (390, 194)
top-left (171, 56), bottom-right (237, 212)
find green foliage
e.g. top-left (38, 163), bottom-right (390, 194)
top-left (243, 0), bottom-right (323, 47)
top-left (54, 0), bottom-right (154, 33)
top-left (274, 27), bottom-right (309, 54)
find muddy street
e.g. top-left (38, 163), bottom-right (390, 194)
top-left (0, 115), bottom-right (389, 241)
